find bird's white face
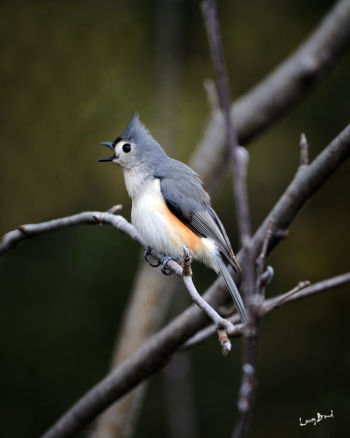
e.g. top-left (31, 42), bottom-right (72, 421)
top-left (112, 139), bottom-right (137, 169)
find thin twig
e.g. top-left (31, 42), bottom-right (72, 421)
top-left (256, 221), bottom-right (273, 282)
top-left (255, 221), bottom-right (274, 307)
top-left (181, 246), bottom-right (234, 355)
top-left (183, 272), bottom-right (350, 349)
top-left (203, 78), bottom-right (220, 113)
top-left (300, 133), bottom-right (309, 165)
top-left (107, 204), bottom-right (123, 215)
top-left (264, 273), bottom-right (350, 309)
top-left (262, 280), bottom-right (310, 314)
top-left (257, 266), bottom-right (274, 294)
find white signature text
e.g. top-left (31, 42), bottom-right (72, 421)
top-left (299, 410), bottom-right (334, 427)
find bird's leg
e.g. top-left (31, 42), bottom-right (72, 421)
top-left (161, 256), bottom-right (175, 276)
top-left (144, 247), bottom-right (161, 267)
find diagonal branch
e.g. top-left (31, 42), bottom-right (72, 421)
top-left (201, 0), bottom-right (252, 248)
top-left (191, 0), bottom-right (350, 188)
top-left (39, 123), bottom-right (350, 438)
top-left (263, 272), bottom-right (350, 311)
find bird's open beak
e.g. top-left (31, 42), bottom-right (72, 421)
top-left (98, 142), bottom-right (115, 162)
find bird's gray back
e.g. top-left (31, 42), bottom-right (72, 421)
top-left (156, 157), bottom-right (237, 268)
top-left (155, 157), bottom-right (210, 212)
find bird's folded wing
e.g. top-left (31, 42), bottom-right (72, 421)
top-left (157, 166), bottom-right (239, 271)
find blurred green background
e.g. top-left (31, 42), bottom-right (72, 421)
top-left (1, 0), bottom-right (349, 437)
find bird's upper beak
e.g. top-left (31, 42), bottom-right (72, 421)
top-left (98, 142), bottom-right (115, 162)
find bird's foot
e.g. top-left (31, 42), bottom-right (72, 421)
top-left (161, 256), bottom-right (175, 276)
top-left (144, 247), bottom-right (161, 267)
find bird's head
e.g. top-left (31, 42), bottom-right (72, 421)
top-left (98, 112), bottom-right (166, 171)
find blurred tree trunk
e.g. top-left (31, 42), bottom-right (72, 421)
top-left (92, 1), bottom-right (185, 437)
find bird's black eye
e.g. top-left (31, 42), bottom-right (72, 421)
top-left (123, 143), bottom-right (131, 153)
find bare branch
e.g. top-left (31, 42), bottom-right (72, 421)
top-left (254, 125), bottom-right (350, 261)
top-left (262, 281), bottom-right (310, 314)
top-left (0, 209), bottom-right (184, 278)
top-left (2, 208), bottom-right (243, 341)
top-left (201, 0), bottom-right (252, 247)
top-left (0, 208), bottom-right (136, 255)
top-left (203, 78), bottom-right (220, 113)
top-left (184, 272), bottom-right (350, 349)
top-left (201, 3), bottom-right (257, 435)
top-left (191, 0), bottom-right (350, 188)
top-left (264, 272), bottom-right (350, 309)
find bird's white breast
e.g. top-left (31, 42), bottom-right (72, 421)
top-left (129, 178), bottom-right (179, 256)
top-left (123, 170), bottom-right (217, 265)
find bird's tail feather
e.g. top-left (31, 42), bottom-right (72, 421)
top-left (217, 256), bottom-right (247, 323)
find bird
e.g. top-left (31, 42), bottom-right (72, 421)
top-left (98, 113), bottom-right (247, 323)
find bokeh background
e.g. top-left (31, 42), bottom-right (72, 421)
top-left (1, 0), bottom-right (349, 437)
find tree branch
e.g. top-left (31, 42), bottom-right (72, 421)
top-left (201, 0), bottom-right (252, 247)
top-left (201, 2), bottom-right (257, 436)
top-left (191, 0), bottom-right (350, 188)
top-left (183, 272), bottom-right (350, 349)
top-left (0, 207), bottom-right (182, 276)
top-left (263, 272), bottom-right (350, 311)
top-left (39, 123), bottom-right (350, 438)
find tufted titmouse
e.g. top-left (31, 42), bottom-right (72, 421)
top-left (99, 113), bottom-right (247, 322)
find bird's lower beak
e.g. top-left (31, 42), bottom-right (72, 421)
top-left (98, 141), bottom-right (116, 162)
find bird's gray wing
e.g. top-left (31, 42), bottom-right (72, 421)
top-left (191, 208), bottom-right (240, 271)
top-left (156, 159), bottom-right (239, 271)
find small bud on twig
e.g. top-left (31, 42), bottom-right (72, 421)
top-left (217, 328), bottom-right (232, 356)
top-left (258, 265), bottom-right (274, 289)
top-left (300, 132), bottom-right (309, 165)
top-left (107, 204), bottom-right (123, 215)
top-left (182, 245), bottom-right (192, 276)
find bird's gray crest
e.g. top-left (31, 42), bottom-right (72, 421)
top-left (122, 112), bottom-right (153, 145)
